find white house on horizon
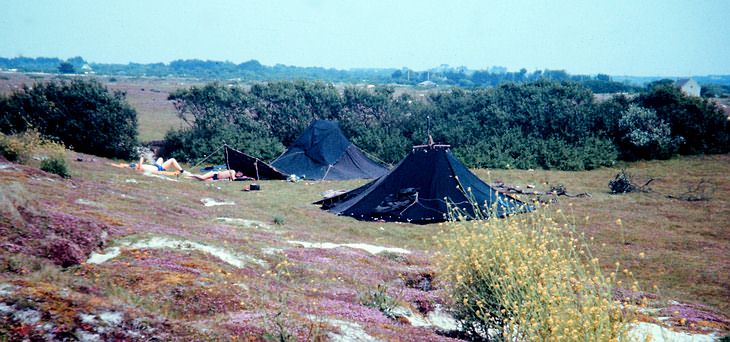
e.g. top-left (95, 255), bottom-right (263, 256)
top-left (675, 78), bottom-right (700, 97)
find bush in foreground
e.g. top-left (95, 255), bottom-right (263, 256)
top-left (436, 206), bottom-right (636, 340)
top-left (0, 79), bottom-right (138, 159)
top-left (40, 154), bottom-right (70, 178)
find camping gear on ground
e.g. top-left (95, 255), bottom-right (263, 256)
top-left (242, 183), bottom-right (261, 191)
top-left (271, 120), bottom-right (387, 180)
top-left (224, 145), bottom-right (288, 180)
top-left (315, 144), bottom-right (532, 223)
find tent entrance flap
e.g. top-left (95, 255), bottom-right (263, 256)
top-left (224, 145), bottom-right (288, 180)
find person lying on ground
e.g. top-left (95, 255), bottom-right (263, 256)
top-left (110, 157), bottom-right (186, 174)
top-left (186, 170), bottom-right (254, 181)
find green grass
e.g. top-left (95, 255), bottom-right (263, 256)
top-left (477, 155), bottom-right (730, 313)
top-left (1, 74), bottom-right (728, 338)
top-left (77, 151), bottom-right (730, 315)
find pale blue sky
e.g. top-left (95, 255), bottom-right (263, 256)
top-left (1, 0), bottom-right (729, 76)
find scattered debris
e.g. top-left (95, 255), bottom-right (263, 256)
top-left (668, 179), bottom-right (715, 201)
top-left (609, 169), bottom-right (654, 194)
top-left (491, 182), bottom-right (591, 198)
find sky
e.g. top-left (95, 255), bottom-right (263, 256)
top-left (1, 0), bottom-right (729, 77)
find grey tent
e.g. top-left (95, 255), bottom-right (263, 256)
top-left (271, 120), bottom-right (387, 180)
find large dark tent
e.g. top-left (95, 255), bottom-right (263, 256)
top-left (224, 145), bottom-right (288, 180)
top-left (271, 120), bottom-right (387, 180)
top-left (316, 144), bottom-right (532, 223)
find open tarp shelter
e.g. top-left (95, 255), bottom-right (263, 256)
top-left (224, 145), bottom-right (288, 180)
top-left (315, 144), bottom-right (532, 223)
top-left (271, 120), bottom-right (387, 180)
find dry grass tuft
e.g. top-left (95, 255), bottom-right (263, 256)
top-left (437, 206), bottom-right (638, 341)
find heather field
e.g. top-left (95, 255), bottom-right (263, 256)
top-left (1, 73), bottom-right (729, 340)
top-left (1, 148), bottom-right (728, 340)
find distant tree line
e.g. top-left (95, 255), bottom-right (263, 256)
top-left (161, 80), bottom-right (730, 171)
top-left (0, 75), bottom-right (726, 170)
top-left (6, 56), bottom-right (730, 96)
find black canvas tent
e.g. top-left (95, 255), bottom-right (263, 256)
top-left (316, 144), bottom-right (532, 223)
top-left (224, 145), bottom-right (288, 180)
top-left (271, 120), bottom-right (387, 180)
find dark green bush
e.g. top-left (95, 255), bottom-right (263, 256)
top-left (0, 79), bottom-right (138, 159)
top-left (636, 85), bottom-right (730, 155)
top-left (160, 80), bottom-right (728, 171)
top-left (40, 155), bottom-right (70, 178)
top-left (617, 104), bottom-right (680, 160)
top-left (162, 83), bottom-right (285, 164)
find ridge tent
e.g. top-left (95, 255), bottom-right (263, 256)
top-left (271, 120), bottom-right (387, 180)
top-left (315, 144), bottom-right (532, 223)
top-left (224, 145), bottom-right (288, 180)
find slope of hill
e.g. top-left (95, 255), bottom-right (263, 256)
top-left (0, 149), bottom-right (728, 340)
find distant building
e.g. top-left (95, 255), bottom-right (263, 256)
top-left (81, 64), bottom-right (94, 74)
top-left (675, 78), bottom-right (700, 97)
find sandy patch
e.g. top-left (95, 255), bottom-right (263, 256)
top-left (215, 217), bottom-right (272, 229)
top-left (628, 322), bottom-right (717, 342)
top-left (288, 240), bottom-right (410, 255)
top-left (75, 198), bottom-right (105, 208)
top-left (142, 173), bottom-right (179, 182)
top-left (201, 198), bottom-right (235, 207)
top-left (392, 305), bottom-right (458, 331)
top-left (307, 316), bottom-right (381, 342)
top-left (86, 236), bottom-right (266, 268)
top-left (0, 283), bottom-right (17, 296)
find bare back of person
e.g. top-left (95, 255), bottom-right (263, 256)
top-left (188, 169), bottom-right (243, 181)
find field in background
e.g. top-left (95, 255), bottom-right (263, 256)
top-left (0, 72), bottom-right (191, 142)
top-left (479, 156), bottom-right (729, 313)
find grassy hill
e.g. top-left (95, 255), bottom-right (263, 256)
top-left (0, 145), bottom-right (728, 339)
top-left (1, 73), bottom-right (728, 339)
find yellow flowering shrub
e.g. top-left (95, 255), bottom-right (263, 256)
top-left (436, 206), bottom-right (635, 341)
top-left (0, 130), bottom-right (67, 165)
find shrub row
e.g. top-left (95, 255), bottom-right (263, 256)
top-left (162, 80), bottom-right (729, 170)
top-left (1, 78), bottom-right (726, 170)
